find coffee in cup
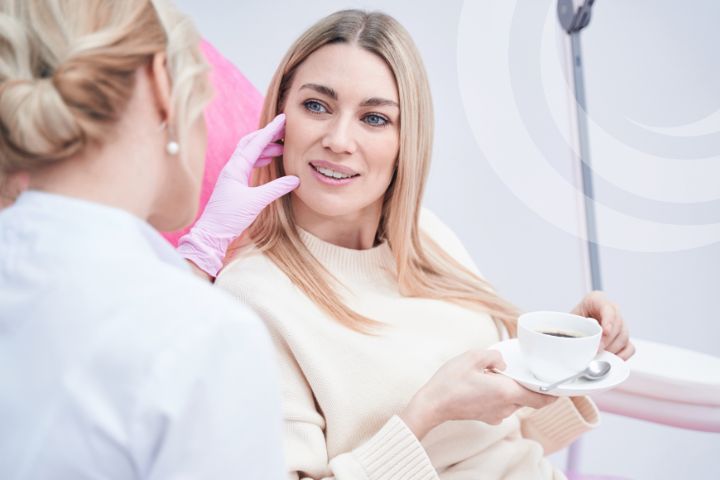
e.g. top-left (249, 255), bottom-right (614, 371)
top-left (537, 329), bottom-right (586, 339)
top-left (517, 311), bottom-right (602, 382)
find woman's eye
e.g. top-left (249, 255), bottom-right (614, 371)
top-left (304, 100), bottom-right (327, 114)
top-left (364, 114), bottom-right (389, 127)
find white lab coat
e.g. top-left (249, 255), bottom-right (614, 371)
top-left (0, 191), bottom-right (285, 479)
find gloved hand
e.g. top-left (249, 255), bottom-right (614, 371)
top-left (177, 114), bottom-right (299, 277)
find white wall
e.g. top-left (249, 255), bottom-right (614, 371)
top-left (175, 1), bottom-right (720, 478)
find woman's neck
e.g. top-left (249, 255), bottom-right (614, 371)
top-left (27, 140), bottom-right (159, 223)
top-left (291, 195), bottom-right (383, 250)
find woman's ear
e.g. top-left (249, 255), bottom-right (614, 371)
top-left (148, 52), bottom-right (173, 123)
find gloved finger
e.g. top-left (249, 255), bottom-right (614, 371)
top-left (254, 157), bottom-right (273, 168)
top-left (268, 116), bottom-right (286, 143)
top-left (259, 143), bottom-right (284, 160)
top-left (221, 115), bottom-right (286, 183)
top-left (219, 129), bottom-right (262, 184)
top-left (242, 114), bottom-right (286, 167)
top-left (248, 175), bottom-right (300, 210)
top-left (253, 144), bottom-right (284, 169)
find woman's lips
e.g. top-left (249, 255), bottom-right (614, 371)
top-left (308, 161), bottom-right (360, 186)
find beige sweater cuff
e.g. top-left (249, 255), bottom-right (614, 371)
top-left (330, 415), bottom-right (438, 480)
top-left (519, 396), bottom-right (600, 455)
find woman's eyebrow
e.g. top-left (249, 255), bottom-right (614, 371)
top-left (300, 83), bottom-right (337, 99)
top-left (300, 83), bottom-right (398, 108)
top-left (360, 97), bottom-right (399, 108)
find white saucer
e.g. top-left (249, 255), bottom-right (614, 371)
top-left (489, 339), bottom-right (630, 397)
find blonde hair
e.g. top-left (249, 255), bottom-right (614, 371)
top-left (0, 0), bottom-right (211, 178)
top-left (245, 10), bottom-right (519, 334)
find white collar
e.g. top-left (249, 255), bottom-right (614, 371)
top-left (11, 190), bottom-right (190, 272)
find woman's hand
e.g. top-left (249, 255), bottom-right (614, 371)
top-left (571, 291), bottom-right (635, 360)
top-left (399, 349), bottom-right (556, 440)
top-left (177, 114), bottom-right (299, 278)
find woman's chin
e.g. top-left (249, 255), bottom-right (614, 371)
top-left (302, 203), bottom-right (358, 219)
top-left (292, 192), bottom-right (361, 219)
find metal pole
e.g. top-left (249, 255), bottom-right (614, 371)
top-left (557, 0), bottom-right (602, 476)
top-left (570, 32), bottom-right (603, 293)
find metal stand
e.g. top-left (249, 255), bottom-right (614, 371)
top-left (557, 0), bottom-right (602, 476)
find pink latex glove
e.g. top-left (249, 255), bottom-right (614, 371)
top-left (161, 39), bottom-right (265, 247)
top-left (177, 113), bottom-right (299, 277)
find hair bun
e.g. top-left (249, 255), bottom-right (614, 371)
top-left (0, 10), bottom-right (85, 172)
top-left (0, 76), bottom-right (84, 171)
top-left (0, 0), bottom-right (212, 180)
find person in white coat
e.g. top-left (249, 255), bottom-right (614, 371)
top-left (0, 0), bottom-right (295, 478)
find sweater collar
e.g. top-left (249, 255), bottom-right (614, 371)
top-left (297, 227), bottom-right (396, 281)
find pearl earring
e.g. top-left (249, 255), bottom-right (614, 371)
top-left (166, 140), bottom-right (180, 156)
top-left (160, 122), bottom-right (179, 156)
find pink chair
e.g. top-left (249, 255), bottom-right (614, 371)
top-left (161, 40), bottom-right (263, 246)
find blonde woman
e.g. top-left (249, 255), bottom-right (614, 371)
top-left (217, 10), bottom-right (634, 480)
top-left (0, 1), bottom-right (288, 478)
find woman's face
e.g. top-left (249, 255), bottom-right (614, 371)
top-left (282, 43), bottom-right (400, 220)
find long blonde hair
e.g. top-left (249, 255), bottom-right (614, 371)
top-left (246, 10), bottom-right (519, 335)
top-left (0, 0), bottom-right (211, 178)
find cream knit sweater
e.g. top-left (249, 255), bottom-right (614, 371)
top-left (216, 210), bottom-right (599, 480)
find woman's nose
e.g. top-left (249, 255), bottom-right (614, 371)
top-left (321, 117), bottom-right (357, 154)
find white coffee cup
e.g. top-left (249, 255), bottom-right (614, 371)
top-left (517, 311), bottom-right (602, 382)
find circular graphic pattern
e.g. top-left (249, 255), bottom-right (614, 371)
top-left (457, 0), bottom-right (720, 252)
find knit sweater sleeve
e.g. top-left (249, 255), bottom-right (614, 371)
top-left (516, 396), bottom-right (600, 455)
top-left (270, 329), bottom-right (438, 480)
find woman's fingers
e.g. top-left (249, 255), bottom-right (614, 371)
top-left (511, 382), bottom-right (557, 409)
top-left (605, 318), bottom-right (630, 355)
top-left (616, 340), bottom-right (636, 360)
top-left (580, 292), bottom-right (625, 352)
top-left (473, 349), bottom-right (507, 372)
top-left (595, 302), bottom-right (620, 350)
top-left (581, 293), bottom-right (633, 358)
top-left (491, 374), bottom-right (556, 410)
